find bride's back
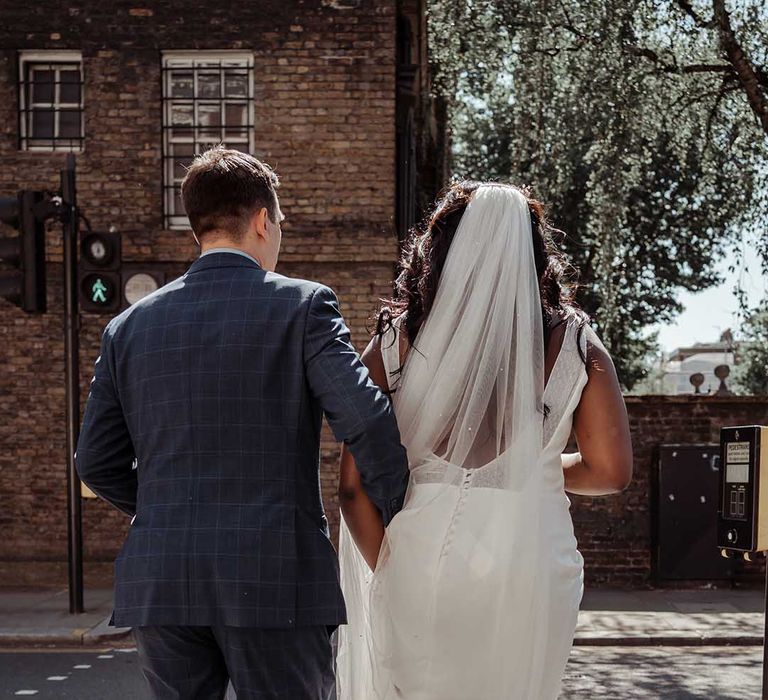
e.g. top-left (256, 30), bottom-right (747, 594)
top-left (337, 180), bottom-right (632, 700)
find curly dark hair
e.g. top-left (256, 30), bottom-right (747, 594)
top-left (375, 180), bottom-right (588, 359)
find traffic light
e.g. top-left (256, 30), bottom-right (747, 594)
top-left (0, 190), bottom-right (47, 313)
top-left (79, 230), bottom-right (121, 313)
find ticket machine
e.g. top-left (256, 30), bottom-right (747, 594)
top-left (718, 425), bottom-right (768, 699)
top-left (718, 425), bottom-right (768, 555)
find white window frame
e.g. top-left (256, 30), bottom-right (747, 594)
top-left (161, 51), bottom-right (256, 230)
top-left (19, 50), bottom-right (84, 152)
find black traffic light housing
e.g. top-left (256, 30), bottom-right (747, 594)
top-left (79, 230), bottom-right (121, 313)
top-left (0, 191), bottom-right (47, 313)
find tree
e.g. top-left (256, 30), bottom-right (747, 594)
top-left (733, 301), bottom-right (768, 395)
top-left (428, 0), bottom-right (768, 388)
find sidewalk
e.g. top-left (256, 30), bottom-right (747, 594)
top-left (0, 587), bottom-right (763, 648)
top-left (0, 588), bottom-right (131, 647)
top-left (576, 588), bottom-right (765, 646)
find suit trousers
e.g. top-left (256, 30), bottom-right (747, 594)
top-left (133, 624), bottom-right (335, 700)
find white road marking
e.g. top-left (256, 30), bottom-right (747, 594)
top-left (46, 676), bottom-right (68, 681)
top-left (14, 692), bottom-right (39, 696)
top-left (97, 654), bottom-right (114, 659)
top-left (73, 664), bottom-right (92, 669)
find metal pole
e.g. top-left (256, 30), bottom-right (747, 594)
top-left (62, 153), bottom-right (84, 614)
top-left (762, 557), bottom-right (768, 699)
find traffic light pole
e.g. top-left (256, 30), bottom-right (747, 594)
top-left (61, 154), bottom-right (84, 615)
top-left (763, 560), bottom-right (768, 699)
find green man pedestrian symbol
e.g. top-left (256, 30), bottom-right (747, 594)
top-left (91, 278), bottom-right (108, 304)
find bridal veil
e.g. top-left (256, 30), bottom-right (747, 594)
top-left (336, 185), bottom-right (550, 698)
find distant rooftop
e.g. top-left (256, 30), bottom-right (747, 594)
top-left (668, 329), bottom-right (735, 362)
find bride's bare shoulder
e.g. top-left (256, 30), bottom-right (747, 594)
top-left (545, 311), bottom-right (569, 369)
top-left (361, 333), bottom-right (392, 394)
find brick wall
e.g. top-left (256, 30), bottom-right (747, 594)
top-left (0, 0), bottom-right (406, 586)
top-left (2, 2), bottom-right (761, 593)
top-left (571, 395), bottom-right (768, 588)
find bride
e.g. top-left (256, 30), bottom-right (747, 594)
top-left (335, 182), bottom-right (633, 699)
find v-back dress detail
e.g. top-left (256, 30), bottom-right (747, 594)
top-left (337, 316), bottom-right (591, 700)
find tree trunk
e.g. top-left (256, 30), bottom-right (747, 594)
top-left (712, 0), bottom-right (768, 136)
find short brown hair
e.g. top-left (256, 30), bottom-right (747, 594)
top-left (181, 146), bottom-right (280, 240)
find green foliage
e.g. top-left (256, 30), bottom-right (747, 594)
top-left (734, 301), bottom-right (768, 395)
top-left (428, 0), bottom-right (768, 388)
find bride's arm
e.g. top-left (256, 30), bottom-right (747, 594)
top-left (563, 337), bottom-right (633, 496)
top-left (338, 335), bottom-right (389, 570)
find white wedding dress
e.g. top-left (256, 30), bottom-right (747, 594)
top-left (337, 186), bottom-right (595, 700)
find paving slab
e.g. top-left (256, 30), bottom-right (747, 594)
top-left (0, 588), bottom-right (130, 648)
top-left (575, 588), bottom-right (765, 646)
top-left (0, 586), bottom-right (764, 648)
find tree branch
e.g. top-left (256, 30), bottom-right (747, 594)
top-left (673, 0), bottom-right (714, 28)
top-left (712, 0), bottom-right (768, 136)
top-left (669, 84), bottom-right (732, 119)
top-left (704, 79), bottom-right (736, 148)
top-left (556, 0), bottom-right (589, 42)
top-left (623, 43), bottom-right (733, 75)
top-left (679, 64), bottom-right (736, 74)
top-left (754, 64), bottom-right (768, 93)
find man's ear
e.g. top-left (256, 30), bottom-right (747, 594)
top-left (252, 207), bottom-right (269, 240)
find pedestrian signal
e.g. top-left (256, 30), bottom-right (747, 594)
top-left (81, 274), bottom-right (116, 309)
top-left (78, 230), bottom-right (120, 313)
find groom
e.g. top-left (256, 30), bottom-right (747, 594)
top-left (76, 147), bottom-right (409, 699)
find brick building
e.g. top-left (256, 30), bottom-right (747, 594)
top-left (0, 0), bottom-right (445, 586)
top-left (1, 1), bottom-right (766, 593)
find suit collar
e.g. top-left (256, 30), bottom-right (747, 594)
top-left (187, 251), bottom-right (263, 274)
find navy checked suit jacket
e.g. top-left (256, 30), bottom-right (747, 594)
top-left (76, 252), bottom-right (409, 628)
